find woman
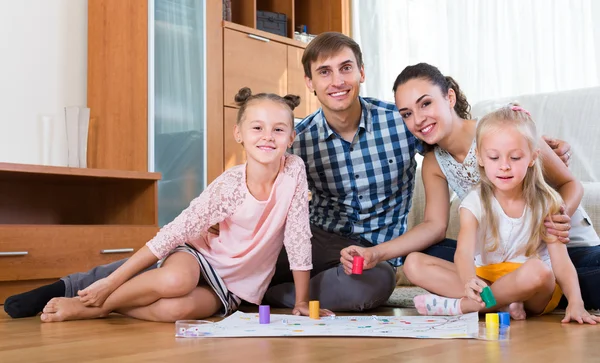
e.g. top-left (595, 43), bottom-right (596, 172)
top-left (341, 63), bottom-right (600, 309)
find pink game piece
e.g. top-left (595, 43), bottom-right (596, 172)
top-left (352, 256), bottom-right (364, 274)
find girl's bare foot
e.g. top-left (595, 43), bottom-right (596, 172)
top-left (507, 302), bottom-right (527, 320)
top-left (40, 297), bottom-right (107, 322)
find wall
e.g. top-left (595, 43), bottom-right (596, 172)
top-left (0, 0), bottom-right (87, 166)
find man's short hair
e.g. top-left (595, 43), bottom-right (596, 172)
top-left (301, 32), bottom-right (363, 79)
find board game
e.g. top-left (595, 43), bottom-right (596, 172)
top-left (176, 311), bottom-right (480, 339)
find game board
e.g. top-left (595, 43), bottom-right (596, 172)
top-left (176, 311), bottom-right (480, 339)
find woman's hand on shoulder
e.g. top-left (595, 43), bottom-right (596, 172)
top-left (543, 136), bottom-right (572, 167)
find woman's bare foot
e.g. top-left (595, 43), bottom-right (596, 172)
top-left (40, 297), bottom-right (107, 323)
top-left (507, 302), bottom-right (527, 320)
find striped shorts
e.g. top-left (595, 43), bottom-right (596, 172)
top-left (157, 244), bottom-right (242, 316)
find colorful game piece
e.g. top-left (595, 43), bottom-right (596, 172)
top-left (498, 312), bottom-right (510, 327)
top-left (481, 286), bottom-right (497, 308)
top-left (485, 313), bottom-right (499, 326)
top-left (259, 305), bottom-right (270, 324)
top-left (309, 300), bottom-right (320, 319)
top-left (484, 313), bottom-right (499, 340)
top-left (352, 256), bottom-right (364, 274)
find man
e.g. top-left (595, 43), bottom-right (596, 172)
top-left (5, 32), bottom-right (572, 318)
top-left (262, 32), bottom-right (572, 311)
top-left (265, 32), bottom-right (430, 310)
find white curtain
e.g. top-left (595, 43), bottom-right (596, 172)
top-left (352, 0), bottom-right (600, 105)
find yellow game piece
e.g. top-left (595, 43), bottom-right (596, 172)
top-left (485, 313), bottom-right (499, 325)
top-left (309, 300), bottom-right (320, 319)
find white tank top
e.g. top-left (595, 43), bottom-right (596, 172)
top-left (434, 136), bottom-right (599, 246)
top-left (434, 139), bottom-right (479, 201)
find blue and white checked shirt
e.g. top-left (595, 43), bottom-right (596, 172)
top-left (291, 97), bottom-right (421, 266)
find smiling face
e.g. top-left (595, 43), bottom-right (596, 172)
top-left (234, 100), bottom-right (296, 166)
top-left (305, 46), bottom-right (365, 114)
top-left (394, 78), bottom-right (456, 145)
top-left (478, 124), bottom-right (538, 193)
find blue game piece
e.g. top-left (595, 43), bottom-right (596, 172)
top-left (498, 312), bottom-right (510, 327)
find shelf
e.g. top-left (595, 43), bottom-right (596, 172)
top-left (0, 162), bottom-right (159, 225)
top-left (0, 224), bottom-right (159, 229)
top-left (0, 162), bottom-right (161, 183)
top-left (223, 21), bottom-right (307, 48)
top-left (227, 0), bottom-right (350, 41)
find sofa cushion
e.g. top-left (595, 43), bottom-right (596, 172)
top-left (582, 182), bottom-right (600, 235)
top-left (471, 87), bottom-right (600, 184)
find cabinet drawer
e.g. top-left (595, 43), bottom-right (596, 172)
top-left (0, 225), bottom-right (159, 281)
top-left (224, 28), bottom-right (287, 107)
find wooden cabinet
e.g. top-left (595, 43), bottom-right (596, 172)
top-left (87, 0), bottom-right (148, 172)
top-left (231, 0), bottom-right (351, 39)
top-left (0, 1), bottom-right (159, 304)
top-left (224, 107), bottom-right (245, 170)
top-left (207, 1), bottom-right (350, 180)
top-left (0, 226), bottom-right (157, 282)
top-left (220, 23), bottom-right (324, 172)
top-left (221, 24), bottom-right (315, 173)
top-left (287, 46), bottom-right (320, 118)
top-left (223, 26), bottom-right (319, 119)
top-left (223, 29), bottom-right (288, 108)
top-left (0, 163), bottom-right (160, 303)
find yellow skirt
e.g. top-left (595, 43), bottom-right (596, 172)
top-left (476, 262), bottom-right (562, 315)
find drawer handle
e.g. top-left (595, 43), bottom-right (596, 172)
top-left (0, 251), bottom-right (29, 256)
top-left (248, 34), bottom-right (269, 43)
top-left (101, 248), bottom-right (134, 254)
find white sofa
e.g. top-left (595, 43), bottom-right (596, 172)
top-left (392, 86), bottom-right (600, 293)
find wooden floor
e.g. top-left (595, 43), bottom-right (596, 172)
top-left (1, 306), bottom-right (599, 363)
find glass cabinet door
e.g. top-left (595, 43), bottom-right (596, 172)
top-left (150, 0), bottom-right (206, 226)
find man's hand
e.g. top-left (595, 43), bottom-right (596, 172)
top-left (543, 136), bottom-right (572, 166)
top-left (340, 245), bottom-right (380, 275)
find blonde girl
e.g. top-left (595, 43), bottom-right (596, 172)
top-left (411, 105), bottom-right (600, 324)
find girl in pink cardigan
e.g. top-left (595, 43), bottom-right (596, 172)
top-left (41, 87), bottom-right (330, 322)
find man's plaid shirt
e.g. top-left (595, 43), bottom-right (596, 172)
top-left (291, 97), bottom-right (421, 266)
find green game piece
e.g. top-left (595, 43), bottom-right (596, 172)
top-left (481, 286), bottom-right (497, 308)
